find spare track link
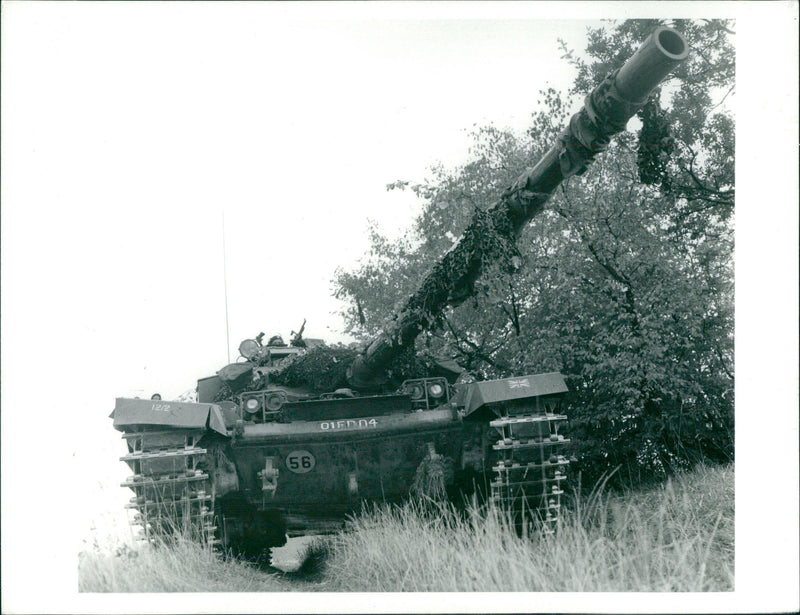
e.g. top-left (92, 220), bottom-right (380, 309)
top-left (120, 428), bottom-right (217, 543)
top-left (489, 412), bottom-right (570, 534)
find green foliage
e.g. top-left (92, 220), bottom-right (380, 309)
top-left (332, 19), bottom-right (734, 486)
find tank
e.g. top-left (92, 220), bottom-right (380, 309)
top-left (110, 26), bottom-right (688, 565)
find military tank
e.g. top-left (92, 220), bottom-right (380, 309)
top-left (111, 26), bottom-right (688, 565)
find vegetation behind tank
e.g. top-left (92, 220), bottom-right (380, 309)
top-left (333, 19), bottom-right (735, 488)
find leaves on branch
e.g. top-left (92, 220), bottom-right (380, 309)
top-left (332, 19), bottom-right (735, 486)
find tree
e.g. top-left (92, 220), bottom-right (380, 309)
top-left (333, 19), bottom-right (735, 486)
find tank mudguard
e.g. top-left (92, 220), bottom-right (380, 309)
top-left (461, 372), bottom-right (568, 417)
top-left (110, 398), bottom-right (228, 436)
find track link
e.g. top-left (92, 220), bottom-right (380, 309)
top-left (120, 429), bottom-right (217, 543)
top-left (489, 411), bottom-right (570, 533)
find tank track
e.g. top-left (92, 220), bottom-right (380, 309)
top-left (489, 411), bottom-right (570, 534)
top-left (120, 428), bottom-right (217, 543)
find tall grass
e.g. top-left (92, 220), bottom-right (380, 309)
top-left (79, 536), bottom-right (287, 592)
top-left (314, 463), bottom-right (734, 591)
top-left (80, 463), bottom-right (733, 592)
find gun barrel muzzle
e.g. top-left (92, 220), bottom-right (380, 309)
top-left (614, 26), bottom-right (689, 102)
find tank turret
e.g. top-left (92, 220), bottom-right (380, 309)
top-left (346, 26), bottom-right (688, 389)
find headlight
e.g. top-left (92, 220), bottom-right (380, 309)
top-left (427, 383), bottom-right (445, 399)
top-left (407, 384), bottom-right (425, 400)
top-left (244, 397), bottom-right (261, 413)
top-left (265, 393), bottom-right (285, 411)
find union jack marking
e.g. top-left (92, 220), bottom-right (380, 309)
top-left (507, 379), bottom-right (530, 389)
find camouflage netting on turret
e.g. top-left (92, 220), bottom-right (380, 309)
top-left (272, 344), bottom-right (456, 394)
top-left (269, 345), bottom-right (358, 393)
top-left (266, 344), bottom-right (458, 394)
top-left (207, 344), bottom-right (460, 401)
top-left (213, 378), bottom-right (254, 403)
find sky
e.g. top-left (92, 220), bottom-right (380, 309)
top-left (2, 2), bottom-right (798, 614)
top-left (1, 5), bottom-right (603, 400)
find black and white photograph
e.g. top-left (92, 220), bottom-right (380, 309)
top-left (1, 2), bottom-right (798, 613)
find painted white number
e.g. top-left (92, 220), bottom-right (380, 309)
top-left (319, 418), bottom-right (378, 431)
top-left (285, 450), bottom-right (315, 474)
top-left (151, 403), bottom-right (171, 412)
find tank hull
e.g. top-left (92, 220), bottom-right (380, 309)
top-left (232, 407), bottom-right (464, 520)
top-left (112, 372), bottom-right (571, 558)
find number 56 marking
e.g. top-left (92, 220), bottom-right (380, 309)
top-left (285, 450), bottom-right (315, 474)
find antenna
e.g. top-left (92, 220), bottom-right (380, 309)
top-left (222, 211), bottom-right (231, 364)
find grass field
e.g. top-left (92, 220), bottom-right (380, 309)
top-left (79, 462), bottom-right (733, 592)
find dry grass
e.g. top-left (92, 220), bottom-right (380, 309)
top-left (78, 537), bottom-right (289, 592)
top-left (79, 463), bottom-right (733, 592)
top-left (316, 463), bottom-right (734, 591)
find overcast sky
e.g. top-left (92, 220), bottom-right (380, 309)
top-left (2, 2), bottom-right (798, 613)
top-left (2, 5), bottom-right (607, 401)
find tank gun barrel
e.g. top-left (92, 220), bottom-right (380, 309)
top-left (347, 26), bottom-right (688, 389)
